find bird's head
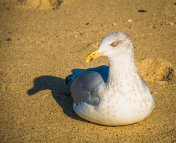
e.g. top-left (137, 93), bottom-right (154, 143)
top-left (86, 32), bottom-right (134, 63)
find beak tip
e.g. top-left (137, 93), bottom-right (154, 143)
top-left (86, 50), bottom-right (103, 63)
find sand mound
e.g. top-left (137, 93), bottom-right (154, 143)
top-left (136, 58), bottom-right (174, 83)
top-left (2, 0), bottom-right (63, 9)
top-left (26, 0), bottom-right (63, 9)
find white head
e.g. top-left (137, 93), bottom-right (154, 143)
top-left (86, 32), bottom-right (134, 63)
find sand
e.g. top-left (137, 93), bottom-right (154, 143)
top-left (0, 0), bottom-right (176, 142)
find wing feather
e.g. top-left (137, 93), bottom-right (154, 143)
top-left (71, 71), bottom-right (105, 106)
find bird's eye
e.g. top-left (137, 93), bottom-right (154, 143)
top-left (111, 42), bottom-right (118, 47)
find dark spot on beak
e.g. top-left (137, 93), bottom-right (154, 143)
top-left (90, 58), bottom-right (93, 62)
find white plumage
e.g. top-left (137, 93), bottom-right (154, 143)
top-left (66, 32), bottom-right (155, 126)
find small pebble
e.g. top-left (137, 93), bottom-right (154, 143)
top-left (80, 31), bottom-right (84, 35)
top-left (165, 21), bottom-right (174, 25)
top-left (85, 22), bottom-right (89, 25)
top-left (128, 19), bottom-right (133, 23)
top-left (169, 22), bottom-right (174, 26)
top-left (138, 9), bottom-right (147, 12)
top-left (112, 23), bottom-right (116, 26)
top-left (6, 38), bottom-right (12, 41)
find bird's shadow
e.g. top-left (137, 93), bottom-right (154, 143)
top-left (27, 75), bottom-right (83, 121)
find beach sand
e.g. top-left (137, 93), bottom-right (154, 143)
top-left (0, 0), bottom-right (176, 142)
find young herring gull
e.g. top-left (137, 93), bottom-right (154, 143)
top-left (66, 32), bottom-right (155, 126)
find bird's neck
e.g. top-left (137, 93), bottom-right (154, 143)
top-left (105, 55), bottom-right (145, 96)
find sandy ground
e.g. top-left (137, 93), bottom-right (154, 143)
top-left (0, 0), bottom-right (176, 142)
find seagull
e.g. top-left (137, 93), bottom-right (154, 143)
top-left (66, 32), bottom-right (155, 126)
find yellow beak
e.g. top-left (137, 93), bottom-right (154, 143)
top-left (86, 50), bottom-right (104, 63)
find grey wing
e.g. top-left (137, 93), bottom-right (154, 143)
top-left (66, 65), bottom-right (109, 90)
top-left (71, 71), bottom-right (105, 106)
